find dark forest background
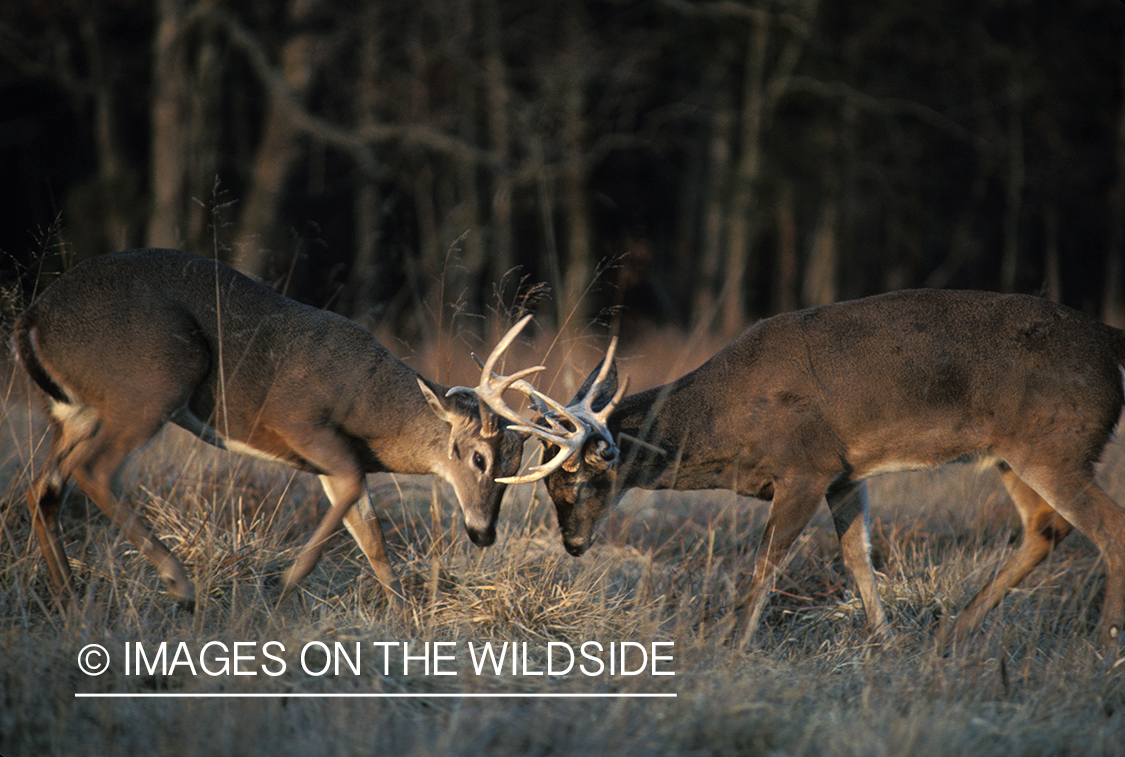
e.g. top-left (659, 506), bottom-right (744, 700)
top-left (2, 0), bottom-right (1124, 341)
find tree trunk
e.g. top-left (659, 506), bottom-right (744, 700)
top-left (775, 179), bottom-right (798, 313)
top-left (558, 8), bottom-right (593, 331)
top-left (1043, 205), bottom-right (1060, 303)
top-left (231, 0), bottom-right (326, 277)
top-left (80, 14), bottom-right (136, 252)
top-left (720, 16), bottom-right (768, 336)
top-left (483, 0), bottom-right (514, 296)
top-left (451, 0), bottom-right (483, 316)
top-left (342, 7), bottom-right (382, 321)
top-left (803, 197), bottom-right (838, 307)
top-left (695, 81), bottom-right (734, 328)
top-left (1104, 31), bottom-right (1125, 328)
top-left (146, 0), bottom-right (193, 249)
top-left (560, 87), bottom-right (592, 328)
top-left (999, 67), bottom-right (1025, 293)
top-left (186, 34), bottom-right (225, 252)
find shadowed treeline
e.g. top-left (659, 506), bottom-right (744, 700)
top-left (2, 0), bottom-right (1124, 339)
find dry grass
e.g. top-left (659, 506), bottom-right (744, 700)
top-left (3, 324), bottom-right (1125, 757)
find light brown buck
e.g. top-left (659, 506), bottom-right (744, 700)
top-left (14, 248), bottom-right (539, 609)
top-left (508, 290), bottom-right (1125, 652)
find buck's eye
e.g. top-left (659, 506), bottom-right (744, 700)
top-left (472, 451), bottom-right (486, 472)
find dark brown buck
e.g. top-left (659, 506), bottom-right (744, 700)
top-left (14, 248), bottom-right (538, 609)
top-left (519, 290), bottom-right (1125, 652)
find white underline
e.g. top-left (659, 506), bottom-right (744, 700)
top-left (75, 692), bottom-right (676, 699)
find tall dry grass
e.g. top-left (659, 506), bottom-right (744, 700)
top-left (2, 318), bottom-right (1125, 756)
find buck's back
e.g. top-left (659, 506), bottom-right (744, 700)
top-left (689, 290), bottom-right (1125, 475)
top-left (19, 249), bottom-right (417, 435)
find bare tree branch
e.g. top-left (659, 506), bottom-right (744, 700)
top-left (202, 6), bottom-right (498, 169)
top-left (786, 75), bottom-right (989, 150)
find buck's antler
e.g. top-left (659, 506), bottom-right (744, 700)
top-left (462, 318), bottom-right (629, 484)
top-left (553, 339), bottom-right (629, 472)
top-left (444, 314), bottom-right (559, 439)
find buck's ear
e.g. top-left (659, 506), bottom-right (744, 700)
top-left (418, 377), bottom-right (455, 423)
top-left (568, 358), bottom-right (619, 412)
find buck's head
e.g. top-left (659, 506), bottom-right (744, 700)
top-left (417, 379), bottom-right (526, 547)
top-left (415, 316), bottom-right (542, 548)
top-left (500, 340), bottom-right (629, 557)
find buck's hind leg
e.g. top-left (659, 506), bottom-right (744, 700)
top-left (28, 470), bottom-right (72, 596)
top-left (27, 427), bottom-right (77, 599)
top-left (826, 479), bottom-right (890, 639)
top-left (68, 414), bottom-right (196, 608)
top-left (944, 463), bottom-right (1073, 648)
top-left (1013, 462), bottom-right (1125, 655)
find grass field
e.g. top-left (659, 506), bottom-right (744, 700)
top-left (2, 325), bottom-right (1125, 757)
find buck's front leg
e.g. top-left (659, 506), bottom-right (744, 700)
top-left (338, 477), bottom-right (406, 609)
top-left (736, 473), bottom-right (829, 650)
top-left (279, 471), bottom-right (364, 602)
top-left (277, 427), bottom-right (386, 603)
top-left (826, 478), bottom-right (890, 640)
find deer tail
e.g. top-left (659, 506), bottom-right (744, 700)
top-left (12, 315), bottom-right (70, 405)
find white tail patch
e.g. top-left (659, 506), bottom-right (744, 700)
top-left (48, 398), bottom-right (100, 438)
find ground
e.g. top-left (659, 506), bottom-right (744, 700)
top-left (2, 340), bottom-right (1124, 757)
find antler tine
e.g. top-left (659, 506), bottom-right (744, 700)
top-left (513, 381), bottom-right (584, 427)
top-left (491, 364), bottom-right (547, 394)
top-left (470, 315), bottom-right (588, 448)
top-left (556, 335), bottom-right (627, 436)
top-left (495, 425), bottom-right (586, 484)
top-left (466, 315), bottom-right (541, 428)
top-left (578, 336), bottom-right (619, 415)
top-left (444, 316), bottom-right (533, 397)
top-left (471, 321), bottom-right (588, 434)
top-left (471, 374), bottom-right (543, 429)
top-left (472, 317), bottom-right (628, 484)
top-left (472, 354), bottom-right (546, 400)
top-left (480, 314), bottom-right (533, 382)
top-left (594, 374), bottom-right (629, 425)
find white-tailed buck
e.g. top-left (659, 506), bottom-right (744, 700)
top-left (511, 290), bottom-right (1125, 653)
top-left (15, 248), bottom-right (539, 609)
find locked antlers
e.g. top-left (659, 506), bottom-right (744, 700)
top-left (449, 314), bottom-right (628, 484)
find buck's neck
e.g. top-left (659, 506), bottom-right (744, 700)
top-left (333, 353), bottom-right (455, 477)
top-left (610, 370), bottom-right (742, 493)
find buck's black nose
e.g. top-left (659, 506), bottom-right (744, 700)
top-left (563, 540), bottom-right (588, 557)
top-left (467, 526), bottom-right (496, 547)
